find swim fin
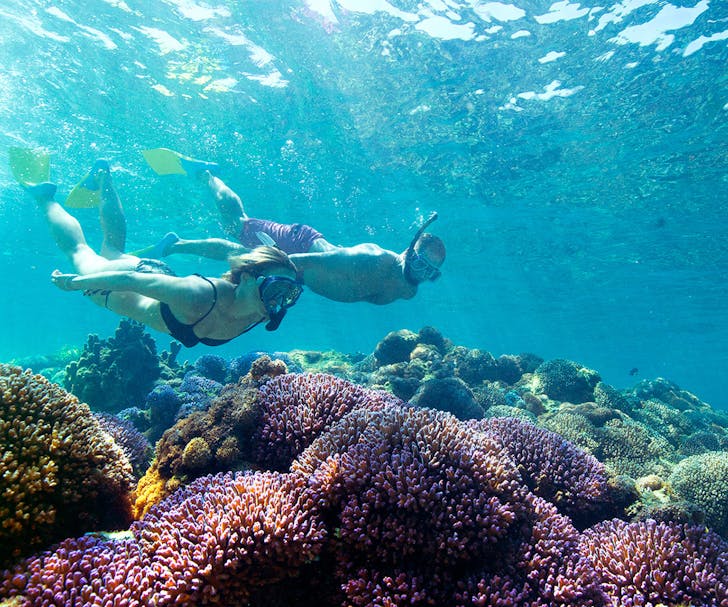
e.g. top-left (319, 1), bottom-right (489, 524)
top-left (8, 147), bottom-right (51, 186)
top-left (141, 148), bottom-right (219, 177)
top-left (65, 159), bottom-right (110, 208)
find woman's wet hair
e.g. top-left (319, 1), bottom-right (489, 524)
top-left (222, 246), bottom-right (297, 285)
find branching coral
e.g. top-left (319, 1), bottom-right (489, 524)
top-left (668, 451), bottom-right (728, 537)
top-left (0, 365), bottom-right (133, 567)
top-left (95, 412), bottom-right (152, 477)
top-left (63, 319), bottom-right (160, 413)
top-left (295, 405), bottom-right (529, 574)
top-left (534, 358), bottom-right (600, 403)
top-left (253, 373), bottom-right (403, 469)
top-left (133, 471), bottom-right (326, 605)
top-left (474, 416), bottom-right (610, 520)
top-left (579, 519), bottom-right (728, 606)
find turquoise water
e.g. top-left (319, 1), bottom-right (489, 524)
top-left (0, 0), bottom-right (726, 407)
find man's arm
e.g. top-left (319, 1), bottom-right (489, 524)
top-left (168, 237), bottom-right (249, 260)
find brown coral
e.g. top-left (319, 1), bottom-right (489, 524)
top-left (0, 364), bottom-right (133, 567)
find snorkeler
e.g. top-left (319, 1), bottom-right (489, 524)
top-left (13, 151), bottom-right (303, 347)
top-left (138, 148), bottom-right (446, 304)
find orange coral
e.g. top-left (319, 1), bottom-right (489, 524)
top-left (0, 364), bottom-right (133, 567)
top-left (131, 462), bottom-right (181, 519)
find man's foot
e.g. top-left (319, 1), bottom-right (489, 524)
top-left (24, 181), bottom-right (57, 203)
top-left (179, 157), bottom-right (219, 179)
top-left (136, 232), bottom-right (179, 258)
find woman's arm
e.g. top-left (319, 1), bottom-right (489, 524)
top-left (51, 269), bottom-right (211, 313)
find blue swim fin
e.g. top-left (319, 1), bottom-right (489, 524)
top-left (9, 147), bottom-right (51, 186)
top-left (65, 159), bottom-right (110, 208)
top-left (141, 148), bottom-right (219, 177)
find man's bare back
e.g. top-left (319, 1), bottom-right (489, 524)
top-left (290, 243), bottom-right (417, 304)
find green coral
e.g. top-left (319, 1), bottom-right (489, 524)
top-left (668, 451), bottom-right (728, 537)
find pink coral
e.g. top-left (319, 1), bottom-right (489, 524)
top-left (0, 535), bottom-right (156, 607)
top-left (253, 373), bottom-right (402, 469)
top-left (133, 470), bottom-right (326, 604)
top-left (295, 405), bottom-right (528, 573)
top-left (579, 519), bottom-right (728, 606)
top-left (474, 416), bottom-right (610, 518)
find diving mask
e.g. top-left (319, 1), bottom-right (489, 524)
top-left (257, 275), bottom-right (303, 331)
top-left (404, 211), bottom-right (441, 284)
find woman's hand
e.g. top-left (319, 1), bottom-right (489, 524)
top-left (51, 270), bottom-right (80, 291)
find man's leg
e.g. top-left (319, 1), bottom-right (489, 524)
top-left (202, 170), bottom-right (246, 238)
top-left (95, 161), bottom-right (127, 258)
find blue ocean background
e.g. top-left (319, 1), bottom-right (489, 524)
top-left (0, 0), bottom-right (725, 408)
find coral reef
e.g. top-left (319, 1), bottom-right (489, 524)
top-left (409, 376), bottom-right (483, 419)
top-left (3, 326), bottom-right (728, 606)
top-left (580, 519), bottom-right (728, 606)
top-left (533, 358), bottom-right (601, 404)
top-left (0, 365), bottom-right (133, 567)
top-left (474, 416), bottom-right (610, 521)
top-left (94, 413), bottom-right (152, 477)
top-left (63, 319), bottom-right (160, 413)
top-left (668, 451), bottom-right (728, 537)
top-left (253, 372), bottom-right (403, 470)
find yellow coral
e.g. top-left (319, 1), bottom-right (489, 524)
top-left (132, 461), bottom-right (181, 519)
top-left (0, 364), bottom-right (133, 566)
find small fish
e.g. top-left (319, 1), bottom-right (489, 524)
top-left (629, 367), bottom-right (639, 376)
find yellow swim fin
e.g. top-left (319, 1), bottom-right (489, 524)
top-left (142, 148), bottom-right (219, 176)
top-left (9, 147), bottom-right (51, 186)
top-left (65, 159), bottom-right (109, 208)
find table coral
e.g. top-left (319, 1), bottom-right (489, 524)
top-left (0, 365), bottom-right (133, 567)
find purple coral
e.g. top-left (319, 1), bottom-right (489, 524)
top-left (474, 417), bottom-right (610, 519)
top-left (454, 495), bottom-right (606, 607)
top-left (1, 535), bottom-right (157, 607)
top-left (132, 471), bottom-right (326, 605)
top-left (253, 373), bottom-right (403, 469)
top-left (95, 412), bottom-right (152, 476)
top-left (579, 519), bottom-right (728, 606)
top-left (295, 405), bottom-right (528, 573)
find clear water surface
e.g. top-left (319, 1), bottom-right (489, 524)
top-left (0, 0), bottom-right (726, 407)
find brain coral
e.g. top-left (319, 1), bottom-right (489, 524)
top-left (579, 519), bottom-right (728, 606)
top-left (252, 372), bottom-right (403, 470)
top-left (668, 451), bottom-right (728, 537)
top-left (0, 365), bottom-right (133, 567)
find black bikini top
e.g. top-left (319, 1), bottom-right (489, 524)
top-left (160, 274), bottom-right (251, 348)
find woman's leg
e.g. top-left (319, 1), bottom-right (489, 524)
top-left (29, 185), bottom-right (113, 275)
top-left (203, 171), bottom-right (247, 238)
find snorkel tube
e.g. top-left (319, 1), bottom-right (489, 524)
top-left (406, 211), bottom-right (439, 258)
top-left (404, 211), bottom-right (439, 284)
